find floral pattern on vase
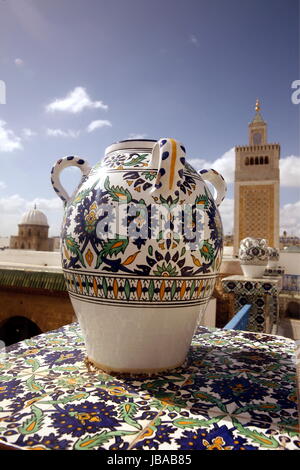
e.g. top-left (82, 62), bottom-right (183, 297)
top-left (51, 138), bottom-right (227, 373)
top-left (267, 246), bottom-right (280, 268)
top-left (239, 238), bottom-right (268, 279)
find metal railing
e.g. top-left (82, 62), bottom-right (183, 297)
top-left (224, 304), bottom-right (252, 331)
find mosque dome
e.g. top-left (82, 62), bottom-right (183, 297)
top-left (20, 205), bottom-right (49, 227)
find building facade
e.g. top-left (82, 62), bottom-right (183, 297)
top-left (10, 206), bottom-right (55, 251)
top-left (233, 100), bottom-right (280, 255)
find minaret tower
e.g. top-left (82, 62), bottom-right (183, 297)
top-left (233, 100), bottom-right (280, 255)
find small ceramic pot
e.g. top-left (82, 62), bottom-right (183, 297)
top-left (267, 246), bottom-right (280, 268)
top-left (239, 237), bottom-right (268, 278)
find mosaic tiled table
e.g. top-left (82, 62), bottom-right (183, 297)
top-left (222, 275), bottom-right (281, 333)
top-left (0, 322), bottom-right (299, 451)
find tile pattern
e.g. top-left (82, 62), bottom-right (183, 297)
top-left (0, 323), bottom-right (299, 451)
top-left (222, 276), bottom-right (281, 333)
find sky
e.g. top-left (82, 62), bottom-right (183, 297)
top-left (0, 0), bottom-right (299, 237)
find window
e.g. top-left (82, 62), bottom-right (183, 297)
top-left (255, 157), bottom-right (259, 165)
top-left (264, 156), bottom-right (269, 164)
top-left (250, 157), bottom-right (254, 165)
top-left (260, 156), bottom-right (264, 164)
top-left (245, 157), bottom-right (249, 165)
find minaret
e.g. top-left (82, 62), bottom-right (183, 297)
top-left (233, 100), bottom-right (280, 256)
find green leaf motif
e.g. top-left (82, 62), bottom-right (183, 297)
top-left (104, 176), bottom-right (132, 203)
top-left (65, 236), bottom-right (86, 267)
top-left (25, 358), bottom-right (40, 372)
top-left (199, 240), bottom-right (215, 262)
top-left (190, 280), bottom-right (196, 299)
top-left (26, 376), bottom-right (43, 392)
top-left (119, 403), bottom-right (142, 430)
top-left (18, 405), bottom-right (44, 435)
top-left (148, 280), bottom-right (155, 301)
top-left (174, 415), bottom-right (226, 429)
top-left (40, 392), bottom-right (89, 406)
top-left (232, 418), bottom-right (279, 449)
top-left (233, 403), bottom-right (281, 416)
top-left (74, 430), bottom-right (138, 450)
top-left (192, 390), bottom-right (228, 413)
top-left (96, 238), bottom-right (129, 269)
top-left (123, 153), bottom-right (148, 167)
top-left (141, 379), bottom-right (168, 391)
top-left (195, 188), bottom-right (210, 209)
top-left (159, 194), bottom-right (179, 210)
top-left (0, 375), bottom-right (15, 382)
top-left (71, 181), bottom-right (97, 206)
top-left (52, 366), bottom-right (79, 372)
top-left (171, 280), bottom-right (177, 300)
top-left (124, 279), bottom-right (131, 300)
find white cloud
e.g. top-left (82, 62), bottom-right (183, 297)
top-left (188, 148), bottom-right (235, 184)
top-left (0, 120), bottom-right (23, 152)
top-left (0, 194), bottom-right (64, 236)
top-left (189, 34), bottom-right (199, 47)
top-left (0, 194), bottom-right (26, 214)
top-left (22, 128), bottom-right (36, 139)
top-left (280, 155), bottom-right (300, 187)
top-left (189, 149), bottom-right (300, 188)
top-left (14, 58), bottom-right (24, 66)
top-left (218, 198), bottom-right (234, 235)
top-left (87, 120), bottom-right (112, 133)
top-left (46, 128), bottom-right (80, 138)
top-left (28, 197), bottom-right (63, 211)
top-left (46, 87), bottom-right (108, 114)
top-left (280, 200), bottom-right (300, 236)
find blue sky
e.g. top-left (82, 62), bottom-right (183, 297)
top-left (0, 0), bottom-right (299, 236)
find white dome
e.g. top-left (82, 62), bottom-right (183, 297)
top-left (20, 207), bottom-right (49, 226)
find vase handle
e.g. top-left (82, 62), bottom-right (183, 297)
top-left (198, 168), bottom-right (227, 207)
top-left (151, 138), bottom-right (186, 195)
top-left (51, 156), bottom-right (91, 205)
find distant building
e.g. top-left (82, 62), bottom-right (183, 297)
top-left (233, 100), bottom-right (280, 255)
top-left (280, 231), bottom-right (300, 250)
top-left (224, 234), bottom-right (233, 246)
top-left (10, 205), bottom-right (55, 251)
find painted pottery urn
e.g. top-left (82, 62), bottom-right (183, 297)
top-left (51, 138), bottom-right (226, 373)
top-left (239, 237), bottom-right (268, 279)
top-left (267, 246), bottom-right (280, 268)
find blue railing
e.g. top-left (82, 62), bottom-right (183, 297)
top-left (224, 304), bottom-right (252, 331)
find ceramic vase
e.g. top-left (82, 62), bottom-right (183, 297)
top-left (267, 246), bottom-right (280, 268)
top-left (239, 237), bottom-right (268, 278)
top-left (51, 138), bottom-right (226, 373)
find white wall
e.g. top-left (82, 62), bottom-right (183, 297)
top-left (278, 252), bottom-right (300, 275)
top-left (0, 249), bottom-right (61, 270)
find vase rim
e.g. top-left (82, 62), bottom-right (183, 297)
top-left (105, 139), bottom-right (157, 155)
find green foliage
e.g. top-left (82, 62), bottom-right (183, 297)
top-left (18, 406), bottom-right (44, 435)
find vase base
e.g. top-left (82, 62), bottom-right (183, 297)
top-left (84, 355), bottom-right (186, 377)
